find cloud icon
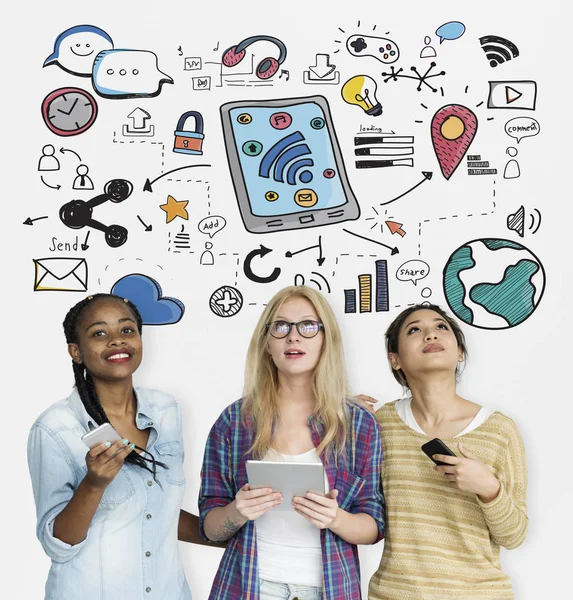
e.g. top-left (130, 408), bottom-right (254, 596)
top-left (111, 273), bottom-right (184, 325)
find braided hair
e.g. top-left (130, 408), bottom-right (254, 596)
top-left (63, 293), bottom-right (166, 478)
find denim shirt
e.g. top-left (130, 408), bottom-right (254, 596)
top-left (27, 387), bottom-right (192, 600)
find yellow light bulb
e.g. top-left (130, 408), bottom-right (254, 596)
top-left (341, 75), bottom-right (382, 116)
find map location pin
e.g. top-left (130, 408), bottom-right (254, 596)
top-left (431, 104), bottom-right (478, 180)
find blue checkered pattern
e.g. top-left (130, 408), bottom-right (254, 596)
top-left (199, 399), bottom-right (385, 600)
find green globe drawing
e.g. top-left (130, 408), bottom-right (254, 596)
top-left (442, 238), bottom-right (545, 330)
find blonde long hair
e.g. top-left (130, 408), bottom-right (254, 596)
top-left (242, 285), bottom-right (350, 460)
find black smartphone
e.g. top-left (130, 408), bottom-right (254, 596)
top-left (421, 438), bottom-right (457, 466)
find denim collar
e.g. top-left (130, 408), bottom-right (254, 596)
top-left (68, 386), bottom-right (155, 432)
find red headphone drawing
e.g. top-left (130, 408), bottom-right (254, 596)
top-left (222, 35), bottom-right (287, 80)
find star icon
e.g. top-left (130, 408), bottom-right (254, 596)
top-left (160, 195), bottom-right (189, 223)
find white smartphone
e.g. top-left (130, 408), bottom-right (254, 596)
top-left (81, 423), bottom-right (122, 449)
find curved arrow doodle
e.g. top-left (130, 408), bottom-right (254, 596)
top-left (243, 245), bottom-right (281, 284)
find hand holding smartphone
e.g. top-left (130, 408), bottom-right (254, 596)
top-left (81, 423), bottom-right (122, 449)
top-left (421, 438), bottom-right (457, 466)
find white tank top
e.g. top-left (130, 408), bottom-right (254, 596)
top-left (255, 447), bottom-right (325, 587)
top-left (395, 397), bottom-right (494, 436)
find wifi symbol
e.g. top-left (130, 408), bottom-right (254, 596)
top-left (259, 131), bottom-right (314, 185)
top-left (479, 35), bottom-right (519, 67)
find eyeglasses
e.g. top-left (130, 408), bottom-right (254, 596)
top-left (266, 320), bottom-right (324, 339)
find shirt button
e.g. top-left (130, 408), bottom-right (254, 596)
top-left (146, 513), bottom-right (152, 520)
top-left (147, 480), bottom-right (153, 486)
top-left (147, 421), bottom-right (153, 426)
top-left (146, 587), bottom-right (151, 593)
top-left (145, 551), bottom-right (151, 557)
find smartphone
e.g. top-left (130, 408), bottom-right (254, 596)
top-left (81, 423), bottom-right (122, 449)
top-left (421, 438), bottom-right (457, 466)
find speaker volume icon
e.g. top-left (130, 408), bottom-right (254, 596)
top-left (507, 205), bottom-right (542, 237)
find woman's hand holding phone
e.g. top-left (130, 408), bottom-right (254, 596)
top-left (84, 438), bottom-right (135, 490)
top-left (433, 442), bottom-right (501, 502)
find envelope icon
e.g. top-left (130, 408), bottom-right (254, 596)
top-left (33, 257), bottom-right (88, 292)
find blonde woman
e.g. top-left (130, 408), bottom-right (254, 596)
top-left (199, 285), bottom-right (385, 600)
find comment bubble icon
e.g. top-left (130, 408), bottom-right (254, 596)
top-left (504, 117), bottom-right (540, 144)
top-left (346, 34), bottom-right (399, 64)
top-left (435, 21), bottom-right (466, 43)
top-left (198, 215), bottom-right (227, 239)
top-left (44, 25), bottom-right (114, 77)
top-left (92, 49), bottom-right (173, 98)
top-left (396, 260), bottom-right (430, 286)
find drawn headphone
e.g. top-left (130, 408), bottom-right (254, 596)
top-left (222, 35), bottom-right (287, 80)
top-left (59, 179), bottom-right (133, 248)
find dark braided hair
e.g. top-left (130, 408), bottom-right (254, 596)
top-left (63, 293), bottom-right (166, 479)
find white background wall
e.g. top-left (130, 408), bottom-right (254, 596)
top-left (3, 0), bottom-right (571, 597)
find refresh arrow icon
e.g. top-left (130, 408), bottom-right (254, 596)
top-left (243, 245), bottom-right (281, 284)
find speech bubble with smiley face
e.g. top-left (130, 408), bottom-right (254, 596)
top-left (44, 24), bottom-right (114, 77)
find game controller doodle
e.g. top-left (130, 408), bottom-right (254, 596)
top-left (59, 179), bottom-right (133, 247)
top-left (346, 34), bottom-right (399, 64)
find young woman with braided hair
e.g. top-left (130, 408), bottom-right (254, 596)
top-left (27, 293), bottom-right (209, 600)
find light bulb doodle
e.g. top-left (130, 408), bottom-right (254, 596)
top-left (341, 75), bottom-right (382, 116)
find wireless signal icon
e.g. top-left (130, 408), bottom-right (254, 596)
top-left (479, 35), bottom-right (519, 67)
top-left (259, 131), bottom-right (314, 185)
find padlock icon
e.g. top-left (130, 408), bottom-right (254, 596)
top-left (173, 111), bottom-right (204, 155)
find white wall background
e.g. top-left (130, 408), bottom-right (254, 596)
top-left (3, 0), bottom-right (571, 597)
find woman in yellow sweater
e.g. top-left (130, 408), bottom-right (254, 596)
top-left (361, 303), bottom-right (528, 600)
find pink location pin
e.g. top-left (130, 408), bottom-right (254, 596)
top-left (431, 104), bottom-right (478, 180)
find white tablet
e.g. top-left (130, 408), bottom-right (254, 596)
top-left (246, 460), bottom-right (326, 511)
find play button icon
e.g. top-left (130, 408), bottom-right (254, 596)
top-left (487, 80), bottom-right (537, 110)
top-left (505, 86), bottom-right (523, 104)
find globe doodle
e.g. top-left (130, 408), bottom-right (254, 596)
top-left (442, 238), bottom-right (545, 330)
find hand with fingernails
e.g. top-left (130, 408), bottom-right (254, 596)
top-left (234, 484), bottom-right (283, 520)
top-left (433, 442), bottom-right (501, 503)
top-left (85, 438), bottom-right (135, 490)
top-left (292, 489), bottom-right (340, 529)
top-left (354, 394), bottom-right (378, 414)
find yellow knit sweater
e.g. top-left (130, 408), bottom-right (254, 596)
top-left (369, 400), bottom-right (528, 600)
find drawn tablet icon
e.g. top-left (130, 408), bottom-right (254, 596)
top-left (238, 113), bottom-right (252, 124)
top-left (209, 285), bottom-right (243, 317)
top-left (220, 95), bottom-right (361, 233)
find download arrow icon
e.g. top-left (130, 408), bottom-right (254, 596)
top-left (309, 54), bottom-right (336, 79)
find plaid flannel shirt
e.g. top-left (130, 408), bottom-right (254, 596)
top-left (199, 398), bottom-right (385, 600)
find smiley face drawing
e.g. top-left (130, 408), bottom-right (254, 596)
top-left (43, 24), bottom-right (114, 77)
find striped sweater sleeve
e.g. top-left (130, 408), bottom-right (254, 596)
top-left (477, 416), bottom-right (528, 549)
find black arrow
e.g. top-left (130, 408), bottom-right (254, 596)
top-left (81, 231), bottom-right (90, 251)
top-left (60, 147), bottom-right (82, 161)
top-left (143, 164), bottom-right (211, 192)
top-left (380, 171), bottom-right (433, 206)
top-left (243, 245), bottom-right (281, 284)
top-left (23, 216), bottom-right (48, 226)
top-left (285, 236), bottom-right (325, 266)
top-left (40, 176), bottom-right (61, 190)
top-left (342, 229), bottom-right (399, 255)
top-left (137, 215), bottom-right (153, 231)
